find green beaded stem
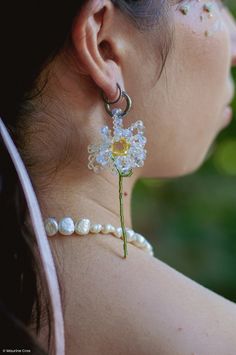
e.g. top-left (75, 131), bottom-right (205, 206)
top-left (118, 169), bottom-right (133, 258)
top-left (119, 172), bottom-right (128, 258)
top-left (111, 155), bottom-right (133, 258)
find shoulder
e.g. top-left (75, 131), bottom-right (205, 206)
top-left (47, 234), bottom-right (236, 355)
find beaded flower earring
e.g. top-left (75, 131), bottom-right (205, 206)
top-left (87, 83), bottom-right (147, 258)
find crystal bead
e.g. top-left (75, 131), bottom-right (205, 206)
top-left (96, 153), bottom-right (109, 166)
top-left (134, 158), bottom-right (145, 168)
top-left (112, 108), bottom-right (123, 116)
top-left (114, 156), bottom-right (132, 175)
top-left (113, 128), bottom-right (123, 141)
top-left (44, 217), bottom-right (58, 236)
top-left (131, 120), bottom-right (145, 132)
top-left (122, 129), bottom-right (132, 139)
top-left (111, 138), bottom-right (130, 156)
top-left (136, 134), bottom-right (147, 146)
top-left (101, 126), bottom-right (109, 134)
top-left (113, 117), bottom-right (123, 129)
top-left (88, 144), bottom-right (99, 154)
top-left (58, 217), bottom-right (75, 235)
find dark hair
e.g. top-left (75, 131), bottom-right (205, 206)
top-left (0, 1), bottom-right (172, 353)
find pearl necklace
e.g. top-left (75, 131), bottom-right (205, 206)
top-left (44, 217), bottom-right (154, 257)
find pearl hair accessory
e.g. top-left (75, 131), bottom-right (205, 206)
top-left (44, 217), bottom-right (154, 257)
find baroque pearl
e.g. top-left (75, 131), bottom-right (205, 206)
top-left (44, 216), bottom-right (154, 256)
top-left (90, 223), bottom-right (103, 233)
top-left (132, 233), bottom-right (146, 248)
top-left (101, 224), bottom-right (116, 234)
top-left (114, 227), bottom-right (123, 238)
top-left (143, 240), bottom-right (153, 252)
top-left (44, 217), bottom-right (58, 236)
top-left (75, 218), bottom-right (91, 235)
top-left (58, 217), bottom-right (75, 235)
top-left (126, 229), bottom-right (136, 242)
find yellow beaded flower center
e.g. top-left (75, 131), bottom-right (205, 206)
top-left (111, 138), bottom-right (130, 156)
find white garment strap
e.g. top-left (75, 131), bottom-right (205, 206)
top-left (0, 118), bottom-right (65, 355)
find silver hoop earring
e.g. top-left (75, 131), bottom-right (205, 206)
top-left (101, 82), bottom-right (122, 105)
top-left (103, 84), bottom-right (132, 118)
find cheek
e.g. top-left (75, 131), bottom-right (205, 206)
top-left (171, 16), bottom-right (230, 137)
top-left (144, 2), bottom-right (232, 178)
top-left (173, 1), bottom-right (231, 110)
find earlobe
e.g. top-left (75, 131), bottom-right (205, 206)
top-left (71, 0), bottom-right (124, 102)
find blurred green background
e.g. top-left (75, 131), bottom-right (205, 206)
top-left (132, 1), bottom-right (236, 303)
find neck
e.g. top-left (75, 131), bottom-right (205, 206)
top-left (22, 56), bottom-right (139, 232)
top-left (34, 168), bottom-right (138, 231)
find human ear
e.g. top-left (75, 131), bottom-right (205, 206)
top-left (71, 0), bottom-right (125, 101)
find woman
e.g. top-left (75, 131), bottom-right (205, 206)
top-left (1, 0), bottom-right (236, 354)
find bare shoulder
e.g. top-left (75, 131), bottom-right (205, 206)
top-left (47, 234), bottom-right (236, 355)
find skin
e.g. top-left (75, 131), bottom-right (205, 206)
top-left (25, 0), bottom-right (236, 229)
top-left (24, 0), bottom-right (236, 353)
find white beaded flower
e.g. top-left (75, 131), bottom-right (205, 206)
top-left (88, 109), bottom-right (147, 175)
